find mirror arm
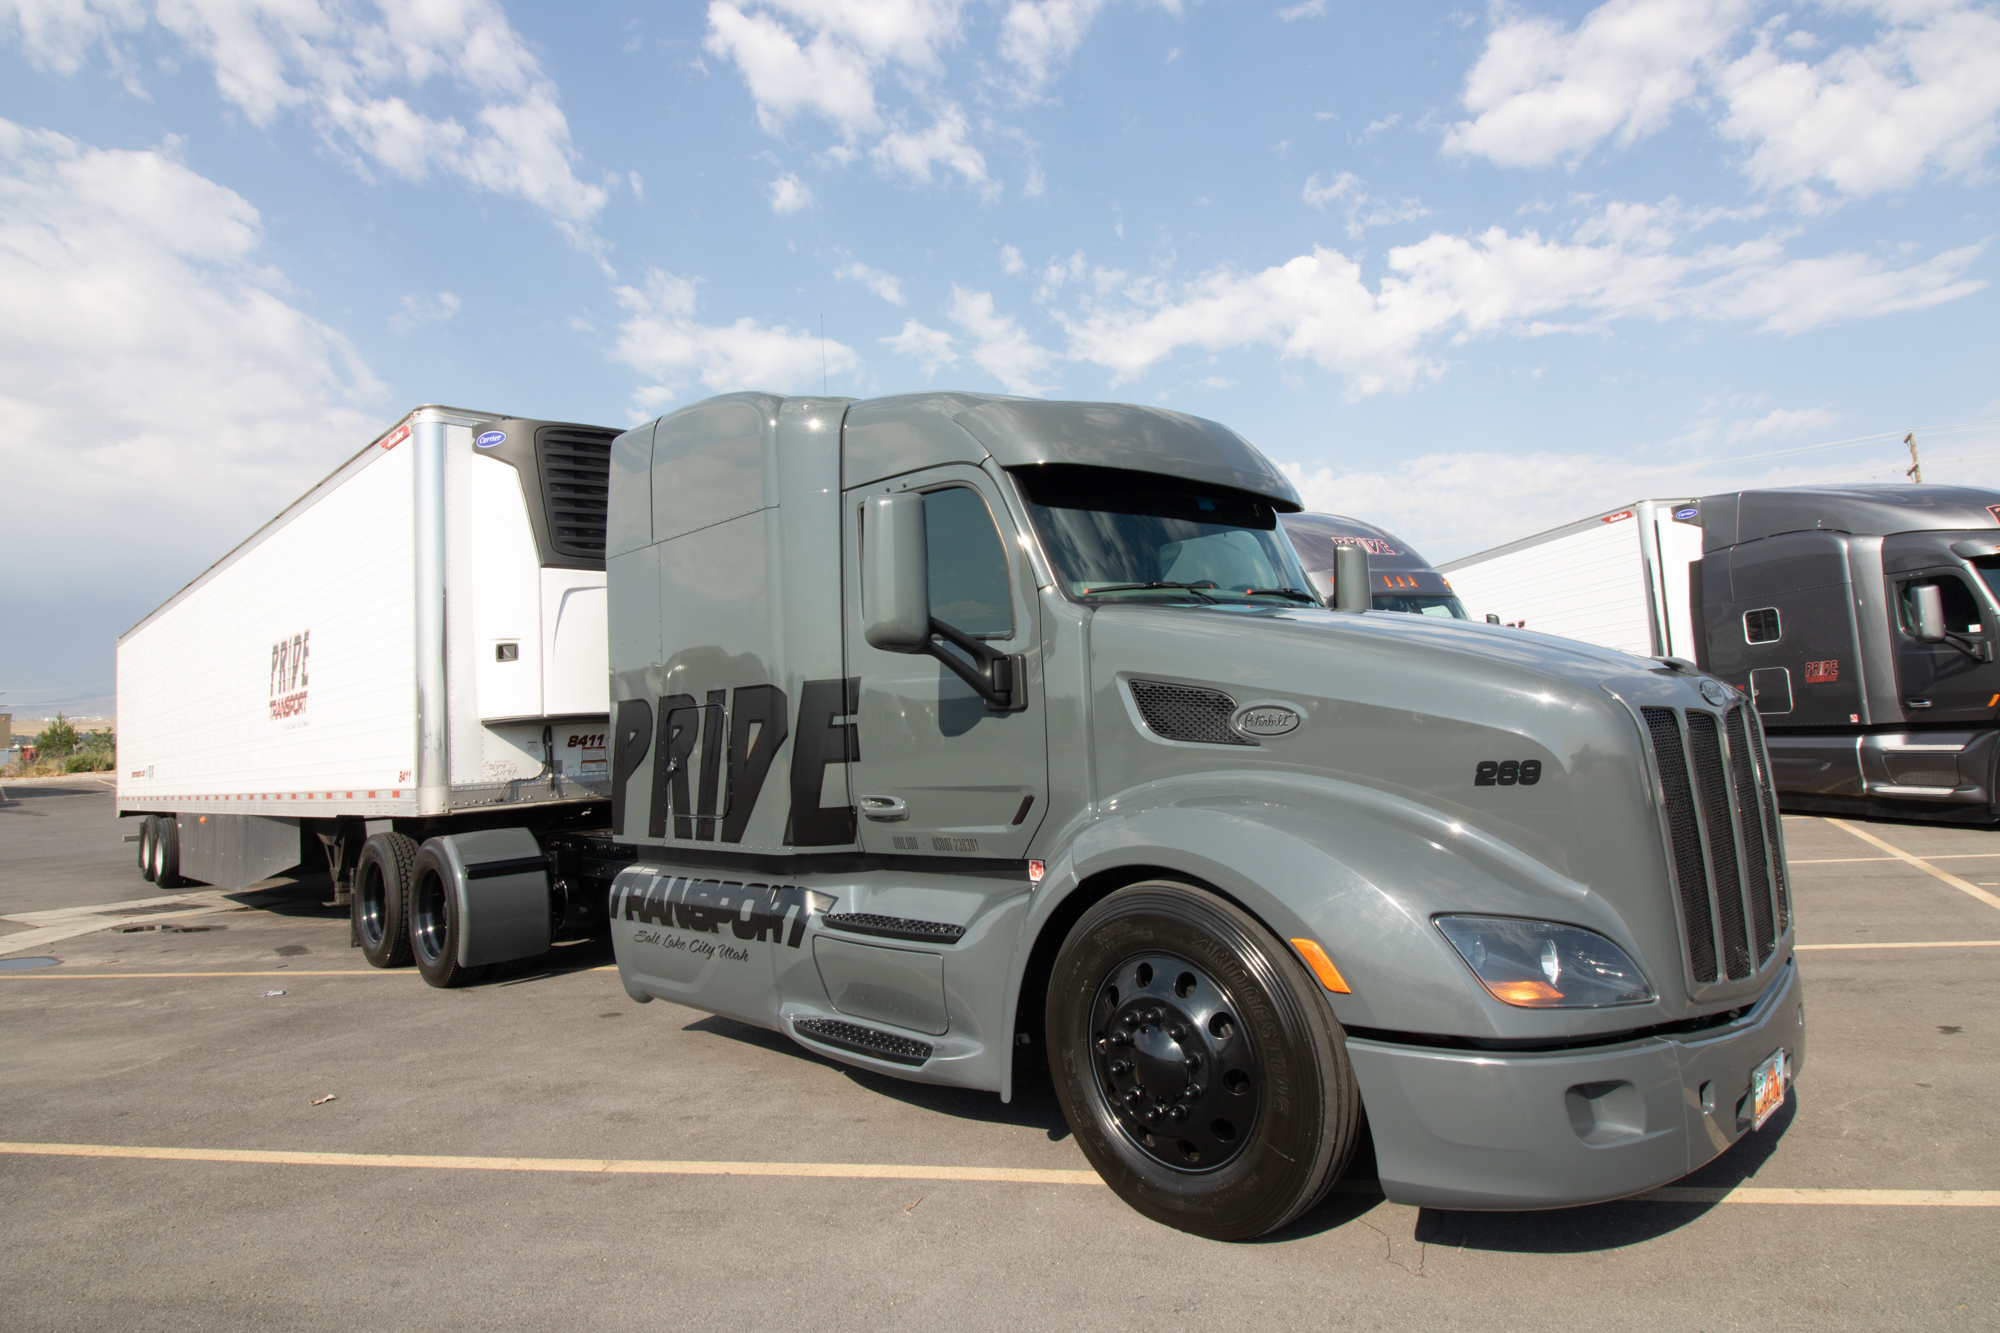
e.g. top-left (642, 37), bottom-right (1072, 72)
top-left (923, 617), bottom-right (1028, 712)
top-left (1943, 631), bottom-right (1994, 662)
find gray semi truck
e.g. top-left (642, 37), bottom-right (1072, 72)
top-left (1691, 484), bottom-right (2000, 823)
top-left (121, 392), bottom-right (1805, 1239)
top-left (1281, 511), bottom-right (1470, 616)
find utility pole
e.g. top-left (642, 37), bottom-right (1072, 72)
top-left (1905, 431), bottom-right (1922, 483)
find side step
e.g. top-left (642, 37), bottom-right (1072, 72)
top-left (821, 912), bottom-right (966, 945)
top-left (793, 1017), bottom-right (934, 1066)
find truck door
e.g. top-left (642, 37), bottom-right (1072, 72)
top-left (841, 466), bottom-right (1049, 860)
top-left (1891, 570), bottom-right (2000, 721)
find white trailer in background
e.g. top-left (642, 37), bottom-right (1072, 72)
top-left (1437, 500), bottom-right (1704, 659)
top-left (116, 404), bottom-right (619, 894)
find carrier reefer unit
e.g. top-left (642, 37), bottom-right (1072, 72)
top-left (117, 405), bottom-right (619, 895)
top-left (1281, 512), bottom-right (1469, 617)
top-left (1439, 500), bottom-right (1703, 652)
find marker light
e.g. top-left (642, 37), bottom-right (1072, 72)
top-left (1290, 938), bottom-right (1353, 993)
top-left (1027, 860), bottom-right (1045, 884)
top-left (1435, 916), bottom-right (1653, 1009)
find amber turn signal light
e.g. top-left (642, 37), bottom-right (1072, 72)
top-left (1290, 938), bottom-right (1352, 993)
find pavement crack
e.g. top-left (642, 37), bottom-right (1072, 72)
top-left (1357, 1216), bottom-right (1427, 1277)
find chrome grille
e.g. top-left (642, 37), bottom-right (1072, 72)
top-left (1641, 703), bottom-right (1789, 986)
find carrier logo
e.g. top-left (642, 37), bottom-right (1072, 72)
top-left (1231, 703), bottom-right (1302, 738)
top-left (269, 630), bottom-right (309, 721)
top-left (476, 430), bottom-right (506, 448)
top-left (1805, 659), bottom-right (1839, 684)
top-left (1674, 507), bottom-right (1700, 522)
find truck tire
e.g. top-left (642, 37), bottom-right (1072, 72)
top-left (150, 816), bottom-right (188, 889)
top-left (1046, 881), bottom-right (1361, 1240)
top-left (354, 832), bottom-right (418, 969)
top-left (408, 842), bottom-right (485, 989)
top-left (138, 817), bottom-right (158, 883)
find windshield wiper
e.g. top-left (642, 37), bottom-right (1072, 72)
top-left (1078, 581), bottom-right (1220, 603)
top-left (1243, 587), bottom-right (1319, 604)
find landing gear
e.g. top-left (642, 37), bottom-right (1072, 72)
top-left (1048, 881), bottom-right (1360, 1240)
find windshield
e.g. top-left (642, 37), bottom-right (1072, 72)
top-left (1013, 464), bottom-right (1313, 607)
top-left (1373, 593), bottom-right (1469, 619)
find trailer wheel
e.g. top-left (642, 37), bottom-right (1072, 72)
top-left (138, 817), bottom-right (158, 883)
top-left (353, 833), bottom-right (417, 968)
top-left (408, 844), bottom-right (485, 989)
top-left (1046, 881), bottom-right (1360, 1240)
top-left (150, 816), bottom-right (188, 889)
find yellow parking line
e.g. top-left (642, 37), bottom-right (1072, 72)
top-left (1796, 940), bottom-right (2000, 950)
top-left (0, 1142), bottom-right (1102, 1185)
top-left (1826, 820), bottom-right (2000, 913)
top-left (3, 1142), bottom-right (1993, 1205)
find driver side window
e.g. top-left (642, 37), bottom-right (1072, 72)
top-left (924, 486), bottom-right (1013, 638)
top-left (1899, 575), bottom-right (1985, 637)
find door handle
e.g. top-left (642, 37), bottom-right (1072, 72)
top-left (1905, 699), bottom-right (1932, 709)
top-left (859, 795), bottom-right (908, 822)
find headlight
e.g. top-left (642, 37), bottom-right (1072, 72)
top-left (1434, 916), bottom-right (1654, 1008)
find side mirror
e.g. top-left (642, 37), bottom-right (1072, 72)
top-left (1912, 583), bottom-right (1947, 643)
top-left (1333, 543), bottom-right (1371, 612)
top-left (1486, 613), bottom-right (1501, 624)
top-left (861, 493), bottom-right (930, 651)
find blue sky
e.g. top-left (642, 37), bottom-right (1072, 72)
top-left (3, 0), bottom-right (1997, 713)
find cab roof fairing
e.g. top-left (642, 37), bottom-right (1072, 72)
top-left (1698, 483), bottom-right (2000, 554)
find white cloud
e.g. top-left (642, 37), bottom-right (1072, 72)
top-left (1277, 0), bottom-right (1327, 20)
top-left (1717, 5), bottom-right (2000, 199)
top-left (946, 286), bottom-right (1055, 394)
top-left (612, 268), bottom-right (858, 404)
top-left (1725, 406), bottom-right (1838, 443)
top-left (997, 0), bottom-right (1110, 91)
top-left (836, 259), bottom-right (905, 304)
top-left (1443, 0), bottom-right (1750, 168)
top-left (389, 290), bottom-right (461, 332)
top-left (1301, 170), bottom-right (1432, 239)
top-left (1058, 200), bottom-right (1985, 396)
top-left (881, 317), bottom-right (958, 374)
top-left (1445, 0), bottom-right (2000, 202)
top-left (704, 0), bottom-right (965, 138)
top-left (999, 243), bottom-right (1025, 274)
top-left (7, 0), bottom-right (608, 247)
top-left (870, 103), bottom-right (994, 193)
top-left (768, 171), bottom-right (815, 213)
top-left (0, 119), bottom-right (382, 595)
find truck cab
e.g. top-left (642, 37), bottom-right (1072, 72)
top-left (1281, 511), bottom-right (1469, 616)
top-left (603, 393), bottom-right (1804, 1238)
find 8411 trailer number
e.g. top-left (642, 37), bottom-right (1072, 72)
top-left (1474, 760), bottom-right (1541, 787)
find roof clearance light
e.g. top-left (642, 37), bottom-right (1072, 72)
top-left (1289, 938), bottom-right (1353, 993)
top-left (1435, 916), bottom-right (1653, 1008)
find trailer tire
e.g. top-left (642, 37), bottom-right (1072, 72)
top-left (150, 816), bottom-right (189, 889)
top-left (138, 817), bottom-right (158, 883)
top-left (354, 833), bottom-right (417, 969)
top-left (408, 843), bottom-right (485, 989)
top-left (1046, 880), bottom-right (1361, 1240)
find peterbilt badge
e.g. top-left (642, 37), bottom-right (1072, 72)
top-left (1232, 703), bottom-right (1302, 738)
top-left (1699, 679), bottom-right (1731, 707)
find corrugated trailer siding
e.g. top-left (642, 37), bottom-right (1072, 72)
top-left (116, 443), bottom-right (419, 817)
top-left (1444, 518), bottom-right (1652, 655)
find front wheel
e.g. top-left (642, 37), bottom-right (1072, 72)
top-left (1046, 881), bottom-right (1360, 1240)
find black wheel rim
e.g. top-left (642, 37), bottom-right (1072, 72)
top-left (1089, 953), bottom-right (1260, 1172)
top-left (358, 866), bottom-right (387, 950)
top-left (412, 874), bottom-right (448, 966)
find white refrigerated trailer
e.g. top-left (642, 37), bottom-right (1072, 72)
top-left (117, 405), bottom-right (618, 894)
top-left (1437, 499), bottom-right (1705, 659)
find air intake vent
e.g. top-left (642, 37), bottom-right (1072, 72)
top-left (538, 427), bottom-right (613, 561)
top-left (1641, 703), bottom-right (1789, 987)
top-left (1129, 679), bottom-right (1255, 746)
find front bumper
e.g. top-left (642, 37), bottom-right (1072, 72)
top-left (1347, 958), bottom-right (1804, 1210)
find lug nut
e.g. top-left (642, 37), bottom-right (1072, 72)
top-left (1170, 1105), bottom-right (1188, 1123)
top-left (1110, 1060), bottom-right (1131, 1077)
top-left (1124, 1089), bottom-right (1143, 1107)
top-left (1183, 1054), bottom-right (1201, 1071)
top-left (1121, 1012), bottom-right (1139, 1028)
top-left (1146, 1007), bottom-right (1164, 1024)
top-left (1108, 1031), bottom-right (1129, 1048)
top-left (1169, 1024), bottom-right (1188, 1042)
top-left (1186, 1083), bottom-right (1205, 1101)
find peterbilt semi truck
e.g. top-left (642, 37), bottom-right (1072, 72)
top-left (117, 393), bottom-right (1803, 1239)
top-left (1281, 511), bottom-right (1470, 616)
top-left (1444, 484), bottom-right (2000, 823)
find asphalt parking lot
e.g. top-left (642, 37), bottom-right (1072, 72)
top-left (2, 776), bottom-right (1995, 1331)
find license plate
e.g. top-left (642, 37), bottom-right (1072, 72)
top-left (1750, 1049), bottom-right (1787, 1129)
